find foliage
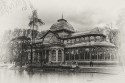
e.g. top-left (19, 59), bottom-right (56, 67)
top-left (29, 10), bottom-right (45, 30)
top-left (1, 28), bottom-right (35, 63)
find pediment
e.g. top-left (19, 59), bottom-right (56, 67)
top-left (42, 31), bottom-right (60, 44)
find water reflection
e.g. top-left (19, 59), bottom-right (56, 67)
top-left (0, 68), bottom-right (115, 83)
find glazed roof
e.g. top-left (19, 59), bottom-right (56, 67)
top-left (65, 41), bottom-right (115, 48)
top-left (64, 29), bottom-right (106, 39)
top-left (71, 27), bottom-right (105, 37)
top-left (50, 18), bottom-right (75, 32)
top-left (71, 31), bottom-right (103, 37)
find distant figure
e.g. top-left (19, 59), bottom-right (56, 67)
top-left (90, 61), bottom-right (93, 67)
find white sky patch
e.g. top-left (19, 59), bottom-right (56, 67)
top-left (0, 0), bottom-right (125, 38)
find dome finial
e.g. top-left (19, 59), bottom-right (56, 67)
top-left (57, 13), bottom-right (67, 22)
top-left (62, 13), bottom-right (63, 19)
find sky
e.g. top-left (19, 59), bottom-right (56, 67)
top-left (0, 0), bottom-right (125, 37)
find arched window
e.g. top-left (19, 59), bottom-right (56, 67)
top-left (85, 48), bottom-right (90, 60)
top-left (105, 52), bottom-right (109, 60)
top-left (111, 55), bottom-right (114, 60)
top-left (76, 38), bottom-right (79, 42)
top-left (69, 39), bottom-right (72, 44)
top-left (81, 49), bottom-right (85, 60)
top-left (79, 48), bottom-right (84, 60)
top-left (85, 37), bottom-right (89, 42)
top-left (91, 52), bottom-right (95, 60)
top-left (75, 49), bottom-right (79, 60)
top-left (90, 36), bottom-right (95, 42)
top-left (64, 40), bottom-right (67, 44)
top-left (58, 50), bottom-right (62, 61)
top-left (96, 36), bottom-right (101, 42)
top-left (99, 52), bottom-right (104, 60)
top-left (65, 51), bottom-right (69, 60)
top-left (81, 37), bottom-right (85, 42)
top-left (72, 39), bottom-right (75, 44)
top-left (52, 50), bottom-right (56, 61)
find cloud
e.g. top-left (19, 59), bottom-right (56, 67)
top-left (66, 9), bottom-right (117, 31)
top-left (37, 8), bottom-right (118, 32)
top-left (0, 0), bottom-right (123, 33)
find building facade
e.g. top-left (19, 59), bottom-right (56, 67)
top-left (28, 18), bottom-right (118, 65)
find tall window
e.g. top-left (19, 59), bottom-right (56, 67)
top-left (52, 50), bottom-right (56, 61)
top-left (85, 48), bottom-right (90, 60)
top-left (111, 55), bottom-right (114, 60)
top-left (105, 52), bottom-right (109, 60)
top-left (98, 52), bottom-right (104, 60)
top-left (65, 52), bottom-right (69, 60)
top-left (58, 50), bottom-right (62, 61)
top-left (85, 51), bottom-right (89, 60)
top-left (80, 48), bottom-right (84, 60)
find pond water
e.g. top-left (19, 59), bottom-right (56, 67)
top-left (0, 68), bottom-right (124, 83)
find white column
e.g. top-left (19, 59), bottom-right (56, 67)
top-left (56, 49), bottom-right (58, 62)
top-left (97, 51), bottom-right (98, 61)
top-left (37, 52), bottom-right (39, 62)
top-left (104, 52), bottom-right (105, 60)
top-left (49, 50), bottom-right (51, 62)
top-left (33, 51), bottom-right (35, 62)
top-left (62, 50), bottom-right (64, 62)
top-left (74, 49), bottom-right (75, 61)
top-left (45, 50), bottom-right (46, 59)
top-left (84, 52), bottom-right (85, 60)
top-left (69, 50), bottom-right (71, 61)
top-left (110, 50), bottom-right (112, 61)
top-left (90, 50), bottom-right (92, 60)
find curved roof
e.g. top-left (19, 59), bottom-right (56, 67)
top-left (71, 28), bottom-right (107, 37)
top-left (71, 32), bottom-right (106, 38)
top-left (66, 41), bottom-right (115, 48)
top-left (50, 18), bottom-right (75, 32)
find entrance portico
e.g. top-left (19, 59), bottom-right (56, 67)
top-left (49, 47), bottom-right (64, 63)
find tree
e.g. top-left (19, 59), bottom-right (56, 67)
top-left (28, 10), bottom-right (44, 66)
top-left (11, 36), bottom-right (31, 67)
top-left (1, 28), bottom-right (32, 63)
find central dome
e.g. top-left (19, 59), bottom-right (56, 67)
top-left (50, 18), bottom-right (75, 32)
